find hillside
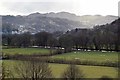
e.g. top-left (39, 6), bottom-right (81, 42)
top-left (2, 14), bottom-right (84, 34)
top-left (2, 12), bottom-right (118, 34)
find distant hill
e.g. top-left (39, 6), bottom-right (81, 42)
top-left (64, 18), bottom-right (119, 38)
top-left (44, 12), bottom-right (118, 27)
top-left (1, 12), bottom-right (118, 34)
top-left (2, 14), bottom-right (84, 34)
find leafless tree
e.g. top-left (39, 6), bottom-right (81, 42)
top-left (61, 64), bottom-right (84, 80)
top-left (14, 60), bottom-right (53, 80)
top-left (1, 62), bottom-right (14, 80)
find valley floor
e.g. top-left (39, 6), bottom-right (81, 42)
top-left (1, 47), bottom-right (119, 78)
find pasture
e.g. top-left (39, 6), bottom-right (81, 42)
top-left (51, 51), bottom-right (118, 63)
top-left (2, 48), bottom-right (55, 55)
top-left (2, 48), bottom-right (119, 78)
top-left (3, 60), bottom-right (118, 78)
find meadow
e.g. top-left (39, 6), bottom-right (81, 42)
top-left (2, 48), bottom-right (55, 55)
top-left (2, 48), bottom-right (118, 63)
top-left (3, 60), bottom-right (118, 78)
top-left (2, 48), bottom-right (119, 78)
top-left (51, 51), bottom-right (118, 63)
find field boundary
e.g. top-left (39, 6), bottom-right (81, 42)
top-left (4, 55), bottom-right (118, 68)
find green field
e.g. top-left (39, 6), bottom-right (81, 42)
top-left (2, 48), bottom-right (119, 78)
top-left (3, 60), bottom-right (118, 78)
top-left (2, 48), bottom-right (54, 55)
top-left (50, 63), bottom-right (118, 78)
top-left (2, 48), bottom-right (118, 63)
top-left (51, 51), bottom-right (118, 63)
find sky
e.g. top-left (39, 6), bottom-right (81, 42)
top-left (0, 0), bottom-right (119, 16)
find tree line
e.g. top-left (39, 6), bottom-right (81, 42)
top-left (2, 18), bottom-right (120, 52)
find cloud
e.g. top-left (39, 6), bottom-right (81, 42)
top-left (0, 2), bottom-right (74, 15)
top-left (0, 0), bottom-right (119, 16)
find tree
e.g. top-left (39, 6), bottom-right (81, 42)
top-left (77, 29), bottom-right (89, 50)
top-left (47, 35), bottom-right (58, 47)
top-left (10, 34), bottom-right (23, 47)
top-left (20, 32), bottom-right (31, 47)
top-left (14, 60), bottom-right (52, 79)
top-left (2, 34), bottom-right (12, 47)
top-left (10, 32), bottom-right (31, 47)
top-left (93, 25), bottom-right (103, 50)
top-left (61, 64), bottom-right (84, 80)
top-left (2, 34), bottom-right (9, 46)
top-left (59, 34), bottom-right (74, 53)
top-left (35, 32), bottom-right (52, 47)
top-left (1, 62), bottom-right (14, 79)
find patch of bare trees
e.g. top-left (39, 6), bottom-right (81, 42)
top-left (14, 60), bottom-right (52, 80)
top-left (61, 64), bottom-right (84, 80)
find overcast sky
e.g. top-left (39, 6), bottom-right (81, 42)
top-left (0, 0), bottom-right (119, 16)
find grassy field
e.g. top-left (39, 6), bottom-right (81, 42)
top-left (51, 51), bottom-right (118, 63)
top-left (3, 60), bottom-right (118, 78)
top-left (2, 48), bottom-right (118, 78)
top-left (2, 48), bottom-right (54, 55)
top-left (50, 63), bottom-right (118, 78)
top-left (2, 48), bottom-right (118, 63)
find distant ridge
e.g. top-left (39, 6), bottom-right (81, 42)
top-left (2, 12), bottom-right (118, 34)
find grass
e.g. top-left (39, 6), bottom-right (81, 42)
top-left (2, 48), bottom-right (118, 78)
top-left (50, 63), bottom-right (118, 78)
top-left (2, 48), bottom-right (118, 63)
top-left (3, 60), bottom-right (118, 78)
top-left (51, 51), bottom-right (118, 63)
top-left (2, 48), bottom-right (54, 55)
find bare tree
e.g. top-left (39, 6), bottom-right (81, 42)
top-left (61, 64), bottom-right (84, 80)
top-left (14, 60), bottom-right (52, 80)
top-left (1, 62), bottom-right (14, 80)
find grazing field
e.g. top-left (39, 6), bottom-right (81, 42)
top-left (2, 48), bottom-right (119, 78)
top-left (2, 48), bottom-right (54, 55)
top-left (50, 63), bottom-right (118, 78)
top-left (51, 51), bottom-right (118, 63)
top-left (2, 48), bottom-right (118, 63)
top-left (3, 60), bottom-right (118, 78)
